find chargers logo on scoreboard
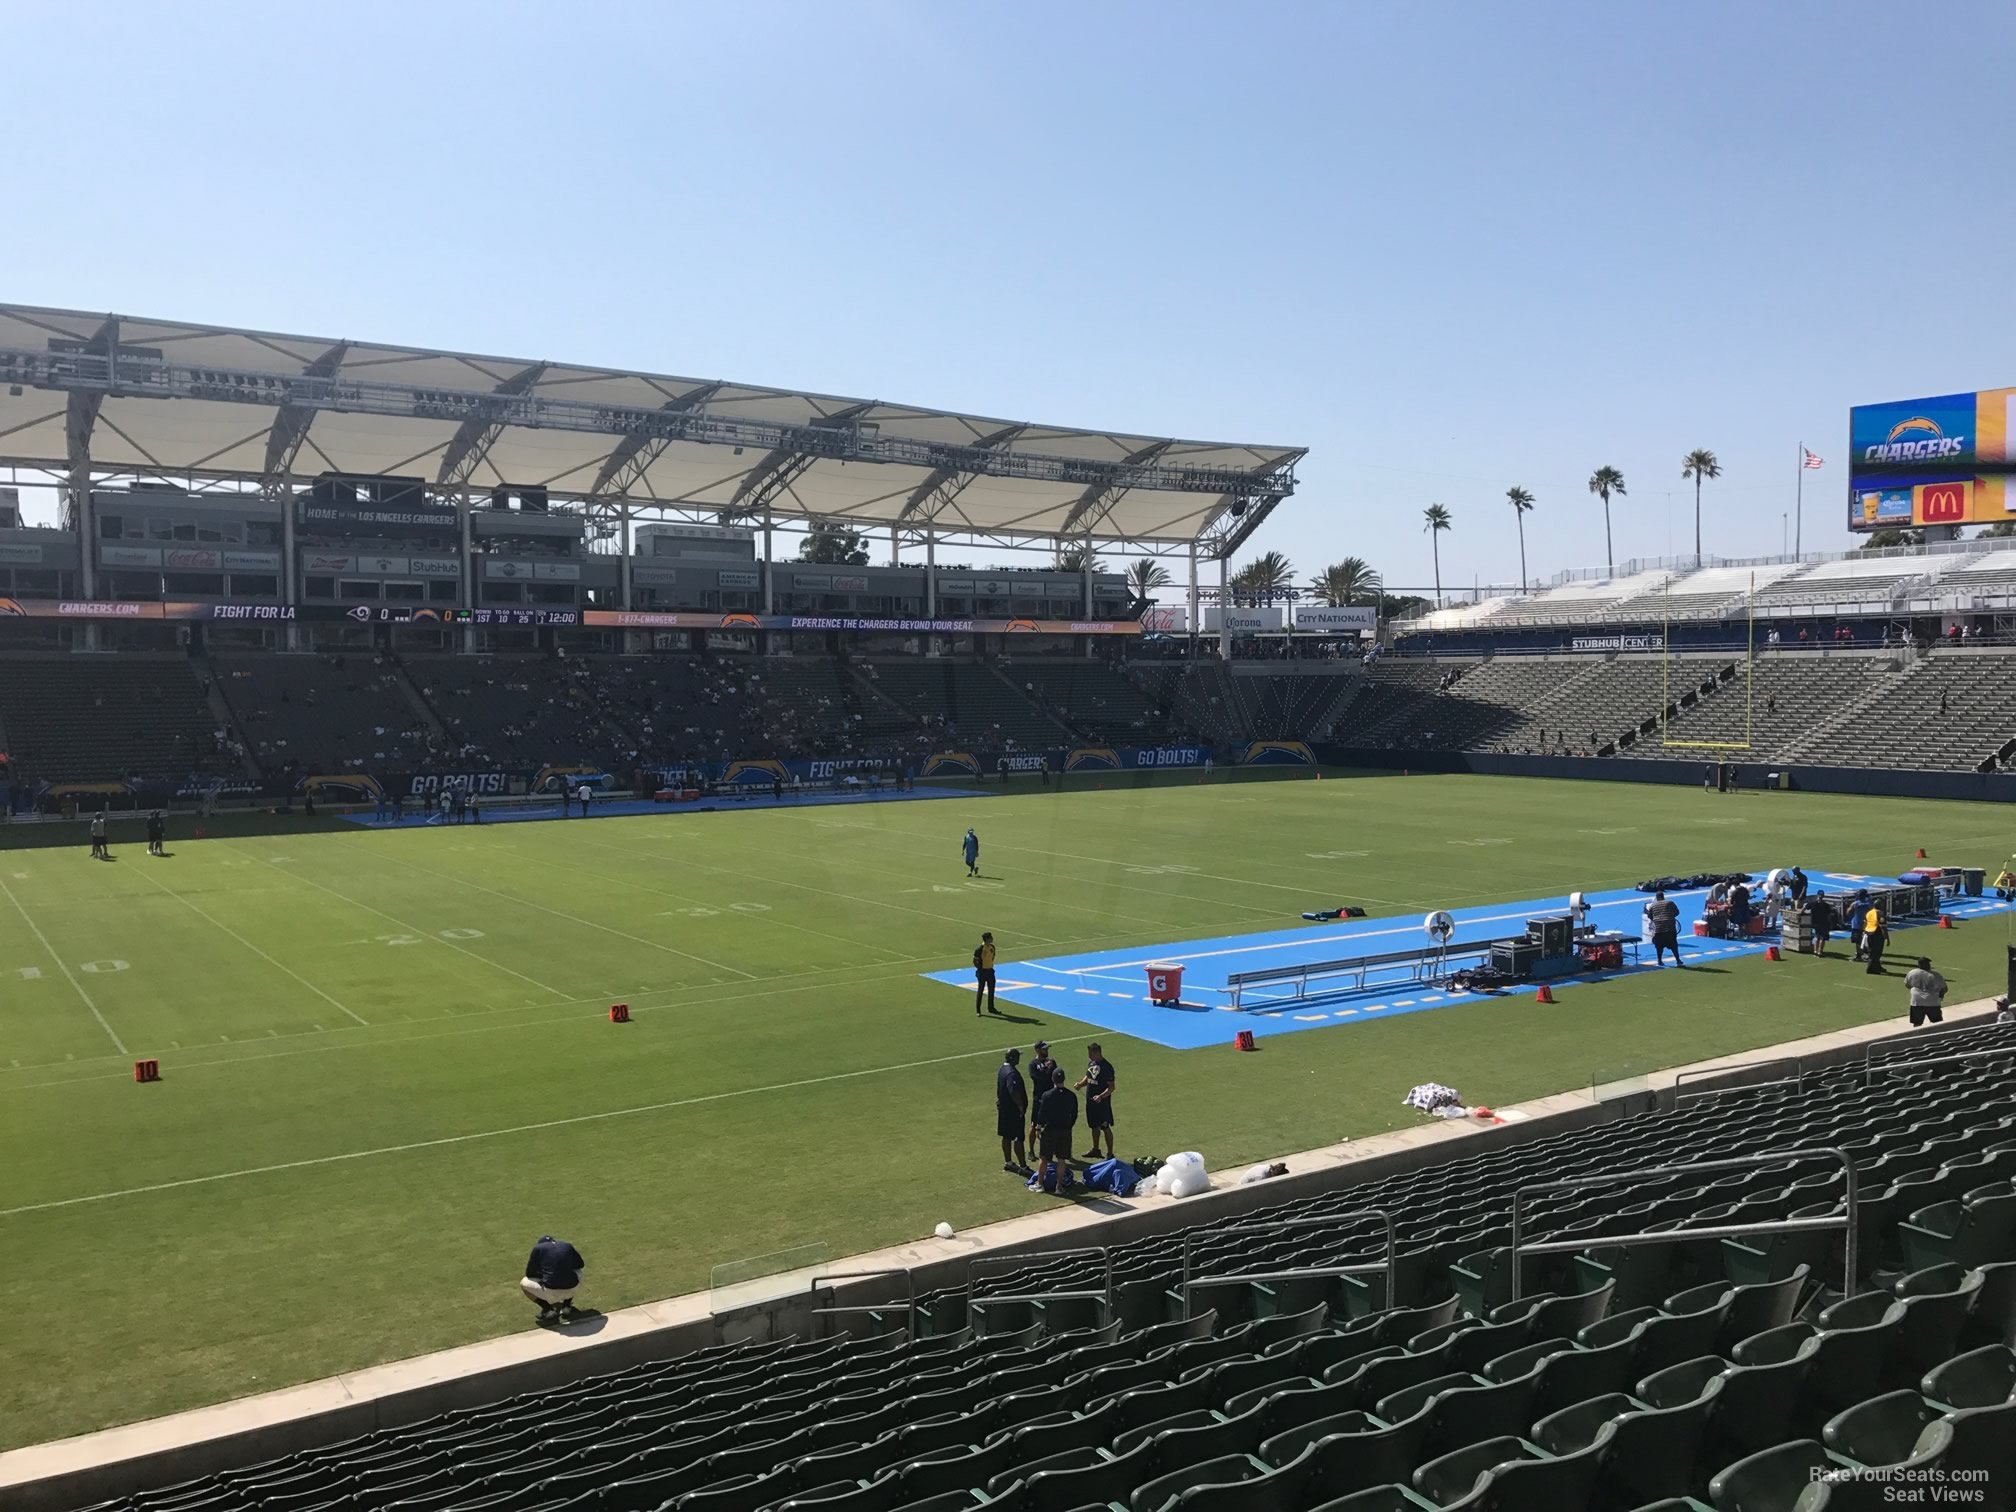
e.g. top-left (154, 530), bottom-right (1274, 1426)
top-left (1851, 393), bottom-right (1975, 470)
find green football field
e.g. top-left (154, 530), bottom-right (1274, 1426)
top-left (2, 772), bottom-right (2011, 1451)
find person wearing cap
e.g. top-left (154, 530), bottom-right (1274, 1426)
top-left (1905, 957), bottom-right (1948, 1027)
top-left (996, 1048), bottom-right (1030, 1173)
top-left (1027, 1040), bottom-right (1058, 1154)
top-left (520, 1234), bottom-right (585, 1325)
top-left (1076, 1043), bottom-right (1117, 1161)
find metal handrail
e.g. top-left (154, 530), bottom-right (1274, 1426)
top-left (1863, 1043), bottom-right (2016, 1083)
top-left (1510, 1147), bottom-right (1858, 1300)
top-left (808, 1266), bottom-right (916, 1339)
top-left (966, 1245), bottom-right (1114, 1332)
top-left (1180, 1211), bottom-right (1397, 1319)
top-left (1673, 1057), bottom-right (1804, 1105)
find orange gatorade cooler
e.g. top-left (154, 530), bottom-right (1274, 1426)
top-left (1147, 962), bottom-right (1185, 1004)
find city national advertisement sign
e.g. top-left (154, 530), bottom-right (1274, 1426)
top-left (1848, 387), bottom-right (2015, 529)
top-left (1294, 605), bottom-right (1376, 634)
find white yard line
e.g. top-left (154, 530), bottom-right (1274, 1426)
top-left (0, 1036), bottom-right (1096, 1219)
top-left (0, 872), bottom-right (128, 1055)
top-left (374, 851), bottom-right (757, 981)
top-left (136, 868), bottom-right (368, 1026)
top-left (233, 847), bottom-right (572, 998)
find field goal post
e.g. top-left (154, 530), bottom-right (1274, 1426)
top-left (1657, 570), bottom-right (1756, 755)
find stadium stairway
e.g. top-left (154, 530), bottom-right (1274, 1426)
top-left (18, 1011), bottom-right (2016, 1512)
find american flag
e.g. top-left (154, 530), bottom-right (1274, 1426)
top-left (1802, 448), bottom-right (1825, 469)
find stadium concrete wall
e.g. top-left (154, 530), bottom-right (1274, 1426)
top-left (1314, 746), bottom-right (2016, 803)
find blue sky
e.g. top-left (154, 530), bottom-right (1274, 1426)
top-left (8, 0), bottom-right (2014, 595)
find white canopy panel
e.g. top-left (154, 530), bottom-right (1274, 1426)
top-left (0, 304), bottom-right (1303, 545)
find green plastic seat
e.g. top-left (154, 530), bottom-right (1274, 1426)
top-left (1899, 1192), bottom-right (2016, 1272)
top-left (1409, 1435), bottom-right (1533, 1506)
top-left (1707, 1438), bottom-right (1832, 1512)
top-left (1589, 1380), bottom-right (1723, 1510)
top-left (1819, 1388), bottom-right (1939, 1469)
top-left (1127, 1451), bottom-right (1266, 1512)
top-left (1920, 1343), bottom-right (2016, 1411)
top-left (1529, 1390), bottom-right (1635, 1456)
top-left (1940, 1397), bottom-right (2016, 1484)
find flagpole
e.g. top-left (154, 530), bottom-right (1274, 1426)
top-left (1795, 441), bottom-right (1804, 558)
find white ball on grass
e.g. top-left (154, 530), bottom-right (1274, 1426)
top-left (934, 1221), bottom-right (956, 1240)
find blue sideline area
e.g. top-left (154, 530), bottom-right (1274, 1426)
top-left (341, 784), bottom-right (994, 828)
top-left (925, 869), bottom-right (2013, 1050)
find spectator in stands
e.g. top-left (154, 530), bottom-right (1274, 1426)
top-left (1032, 1068), bottom-right (1078, 1175)
top-left (1644, 890), bottom-right (1683, 966)
top-left (1905, 957), bottom-right (1948, 1027)
top-left (520, 1234), bottom-right (585, 1324)
top-left (996, 1048), bottom-right (1029, 1173)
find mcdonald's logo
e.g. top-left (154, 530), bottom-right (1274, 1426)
top-left (1919, 482), bottom-right (1968, 523)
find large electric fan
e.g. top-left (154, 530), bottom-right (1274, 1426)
top-left (1424, 910), bottom-right (1456, 978)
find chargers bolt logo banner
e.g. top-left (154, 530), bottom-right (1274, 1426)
top-left (1864, 416), bottom-right (1966, 465)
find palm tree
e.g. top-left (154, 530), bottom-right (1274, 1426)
top-left (1056, 542), bottom-right (1101, 574)
top-left (1125, 559), bottom-right (1173, 599)
top-left (1230, 549), bottom-right (1296, 603)
top-left (1505, 486), bottom-right (1535, 591)
top-left (1422, 504), bottom-right (1452, 603)
top-left (1310, 557), bottom-right (1382, 607)
top-left (1587, 466), bottom-right (1626, 573)
top-left (1680, 449), bottom-right (1720, 561)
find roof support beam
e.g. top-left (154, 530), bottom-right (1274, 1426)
top-left (436, 362), bottom-right (549, 489)
top-left (260, 341), bottom-right (349, 489)
top-left (587, 381), bottom-right (726, 501)
top-left (894, 423), bottom-right (1027, 525)
top-left (1057, 440), bottom-right (1175, 538)
top-left (719, 401), bottom-right (875, 525)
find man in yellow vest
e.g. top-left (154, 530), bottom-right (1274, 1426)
top-left (974, 931), bottom-right (997, 1015)
top-left (1862, 903), bottom-right (1888, 976)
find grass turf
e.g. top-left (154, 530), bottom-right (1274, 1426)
top-left (1, 771), bottom-right (2010, 1450)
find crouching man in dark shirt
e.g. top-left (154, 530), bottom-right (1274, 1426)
top-left (521, 1234), bottom-right (586, 1325)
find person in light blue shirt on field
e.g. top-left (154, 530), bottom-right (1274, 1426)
top-left (962, 827), bottom-right (980, 877)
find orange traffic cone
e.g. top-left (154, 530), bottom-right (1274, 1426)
top-left (1765, 944), bottom-right (1781, 961)
top-left (1939, 915), bottom-right (1954, 929)
top-left (1535, 983), bottom-right (1557, 1004)
top-left (1917, 848), bottom-right (1928, 859)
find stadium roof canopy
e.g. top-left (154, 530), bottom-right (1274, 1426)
top-left (0, 304), bottom-right (1303, 556)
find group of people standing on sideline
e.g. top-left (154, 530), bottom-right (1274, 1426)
top-left (995, 1038), bottom-right (1116, 1178)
